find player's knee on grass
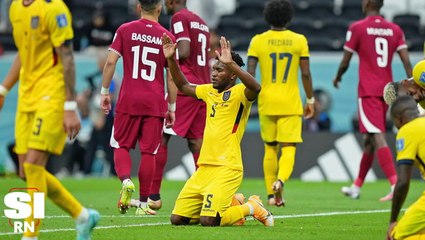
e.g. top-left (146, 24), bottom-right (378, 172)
top-left (200, 215), bottom-right (221, 226)
top-left (170, 214), bottom-right (191, 225)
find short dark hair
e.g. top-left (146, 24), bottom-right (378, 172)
top-left (390, 95), bottom-right (418, 119)
top-left (264, 0), bottom-right (293, 28)
top-left (138, 0), bottom-right (161, 12)
top-left (369, 0), bottom-right (384, 9)
top-left (231, 51), bottom-right (245, 67)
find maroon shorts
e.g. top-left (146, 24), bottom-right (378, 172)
top-left (167, 94), bottom-right (206, 139)
top-left (358, 97), bottom-right (388, 133)
top-left (110, 112), bottom-right (163, 154)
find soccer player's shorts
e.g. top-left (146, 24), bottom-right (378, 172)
top-left (259, 115), bottom-right (303, 143)
top-left (15, 99), bottom-right (66, 155)
top-left (392, 191), bottom-right (425, 239)
top-left (163, 94), bottom-right (206, 139)
top-left (358, 97), bottom-right (388, 133)
top-left (172, 165), bottom-right (243, 219)
top-left (110, 112), bottom-right (163, 154)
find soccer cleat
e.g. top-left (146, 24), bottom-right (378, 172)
top-left (231, 193), bottom-right (246, 226)
top-left (272, 180), bottom-right (285, 207)
top-left (148, 198), bottom-right (162, 210)
top-left (117, 179), bottom-right (135, 214)
top-left (379, 192), bottom-right (393, 202)
top-left (247, 195), bottom-right (274, 227)
top-left (341, 185), bottom-right (360, 199)
top-left (76, 209), bottom-right (100, 240)
top-left (135, 206), bottom-right (157, 215)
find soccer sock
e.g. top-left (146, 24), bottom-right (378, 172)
top-left (377, 147), bottom-right (397, 185)
top-left (23, 163), bottom-right (46, 237)
top-left (263, 144), bottom-right (278, 195)
top-left (353, 152), bottom-right (374, 187)
top-left (114, 148), bottom-right (132, 181)
top-left (75, 208), bottom-right (89, 224)
top-left (138, 153), bottom-right (156, 203)
top-left (219, 206), bottom-right (247, 226)
top-left (277, 146), bottom-right (296, 183)
top-left (45, 171), bottom-right (83, 219)
top-left (192, 152), bottom-right (200, 169)
top-left (150, 144), bottom-right (167, 198)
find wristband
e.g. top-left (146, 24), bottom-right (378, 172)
top-left (0, 85), bottom-right (9, 96)
top-left (101, 86), bottom-right (110, 95)
top-left (168, 102), bottom-right (176, 112)
top-left (306, 96), bottom-right (315, 104)
top-left (64, 101), bottom-right (78, 111)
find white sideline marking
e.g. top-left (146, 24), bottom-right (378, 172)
top-left (0, 209), bottom-right (392, 236)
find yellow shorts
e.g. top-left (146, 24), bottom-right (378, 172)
top-left (393, 191), bottom-right (425, 239)
top-left (15, 99), bottom-right (66, 155)
top-left (172, 165), bottom-right (243, 219)
top-left (259, 115), bottom-right (303, 143)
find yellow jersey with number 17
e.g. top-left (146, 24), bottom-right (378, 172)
top-left (247, 29), bottom-right (309, 116)
top-left (9, 0), bottom-right (73, 112)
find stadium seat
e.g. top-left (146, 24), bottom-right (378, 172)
top-left (341, 0), bottom-right (364, 21)
top-left (217, 15), bottom-right (247, 39)
top-left (293, 0), bottom-right (335, 21)
top-left (0, 33), bottom-right (16, 51)
top-left (393, 14), bottom-right (421, 39)
top-left (307, 36), bottom-right (334, 51)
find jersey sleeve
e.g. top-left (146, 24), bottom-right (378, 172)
top-left (195, 84), bottom-right (210, 101)
top-left (299, 35), bottom-right (310, 57)
top-left (247, 35), bottom-right (259, 58)
top-left (171, 13), bottom-right (190, 43)
top-left (109, 27), bottom-right (123, 57)
top-left (395, 127), bottom-right (417, 162)
top-left (343, 24), bottom-right (359, 53)
top-left (394, 25), bottom-right (408, 51)
top-left (45, 1), bottom-right (73, 47)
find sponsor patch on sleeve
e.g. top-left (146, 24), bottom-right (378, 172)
top-left (56, 14), bottom-right (68, 28)
top-left (396, 138), bottom-right (405, 151)
top-left (173, 21), bottom-right (184, 34)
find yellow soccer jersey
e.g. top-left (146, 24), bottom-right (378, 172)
top-left (395, 117), bottom-right (425, 179)
top-left (247, 29), bottom-right (309, 116)
top-left (9, 0), bottom-right (73, 112)
top-left (195, 83), bottom-right (253, 171)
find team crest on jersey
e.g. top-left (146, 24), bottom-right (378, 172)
top-left (420, 72), bottom-right (425, 83)
top-left (396, 138), bottom-right (405, 152)
top-left (222, 91), bottom-right (231, 101)
top-left (31, 16), bottom-right (39, 29)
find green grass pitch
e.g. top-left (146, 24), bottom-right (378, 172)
top-left (1, 177), bottom-right (423, 239)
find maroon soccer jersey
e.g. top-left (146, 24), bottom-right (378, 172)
top-left (171, 9), bottom-right (210, 86)
top-left (110, 19), bottom-right (175, 116)
top-left (344, 16), bottom-right (407, 97)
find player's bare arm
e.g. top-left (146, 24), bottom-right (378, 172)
top-left (387, 163), bottom-right (413, 239)
top-left (247, 57), bottom-right (258, 77)
top-left (216, 36), bottom-right (261, 101)
top-left (333, 50), bottom-right (353, 89)
top-left (0, 55), bottom-right (21, 110)
top-left (398, 48), bottom-right (412, 78)
top-left (162, 33), bottom-right (197, 98)
top-left (176, 39), bottom-right (191, 59)
top-left (56, 42), bottom-right (80, 140)
top-left (100, 51), bottom-right (120, 115)
top-left (300, 58), bottom-right (314, 119)
top-left (165, 69), bottom-right (177, 128)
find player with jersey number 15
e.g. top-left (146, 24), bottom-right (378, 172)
top-left (332, 0), bottom-right (412, 201)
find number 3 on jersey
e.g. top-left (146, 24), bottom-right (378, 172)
top-left (131, 45), bottom-right (159, 81)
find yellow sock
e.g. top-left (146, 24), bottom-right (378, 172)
top-left (45, 171), bottom-right (83, 219)
top-left (220, 205), bottom-right (248, 226)
top-left (277, 146), bottom-right (296, 182)
top-left (23, 163), bottom-right (46, 237)
top-left (263, 144), bottom-right (278, 195)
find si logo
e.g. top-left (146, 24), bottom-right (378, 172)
top-left (420, 72), bottom-right (425, 83)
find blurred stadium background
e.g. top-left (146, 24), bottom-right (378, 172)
top-left (0, 0), bottom-right (424, 177)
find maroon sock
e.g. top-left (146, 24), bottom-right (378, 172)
top-left (139, 153), bottom-right (156, 202)
top-left (114, 148), bottom-right (132, 181)
top-left (353, 152), bottom-right (374, 187)
top-left (193, 152), bottom-right (200, 170)
top-left (377, 147), bottom-right (397, 185)
top-left (150, 144), bottom-right (168, 198)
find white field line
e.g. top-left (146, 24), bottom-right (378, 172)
top-left (0, 209), bottom-right (392, 236)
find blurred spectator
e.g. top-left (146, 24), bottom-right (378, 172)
top-left (82, 9), bottom-right (115, 52)
top-left (304, 89), bottom-right (332, 131)
top-left (187, 0), bottom-right (236, 30)
top-left (0, 0), bottom-right (12, 32)
top-left (208, 31), bottom-right (220, 70)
